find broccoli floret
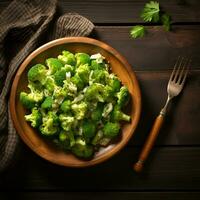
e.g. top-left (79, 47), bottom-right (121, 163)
top-left (53, 86), bottom-right (67, 99)
top-left (76, 64), bottom-right (90, 83)
top-left (60, 100), bottom-right (71, 113)
top-left (103, 85), bottom-right (116, 102)
top-left (90, 60), bottom-right (106, 70)
top-left (108, 74), bottom-right (121, 92)
top-left (89, 69), bottom-right (109, 85)
top-left (91, 103), bottom-right (104, 121)
top-left (111, 105), bottom-right (131, 122)
top-left (85, 83), bottom-right (105, 103)
top-left (103, 122), bottom-right (120, 138)
top-left (20, 82), bottom-right (44, 109)
top-left (75, 53), bottom-right (90, 67)
top-left (116, 86), bottom-right (130, 108)
top-left (99, 137), bottom-right (112, 146)
top-left (62, 79), bottom-right (77, 97)
top-left (71, 102), bottom-right (87, 120)
top-left (102, 102), bottom-right (113, 118)
top-left (59, 130), bottom-right (75, 148)
top-left (82, 120), bottom-right (96, 140)
top-left (27, 64), bottom-right (47, 84)
top-left (41, 96), bottom-right (53, 110)
top-left (71, 138), bottom-right (94, 158)
top-left (54, 67), bottom-right (68, 86)
top-left (28, 82), bottom-right (44, 102)
top-left (58, 51), bottom-right (76, 66)
top-left (25, 107), bottom-right (42, 128)
top-left (46, 58), bottom-right (63, 74)
top-left (71, 74), bottom-right (84, 90)
top-left (40, 111), bottom-right (59, 136)
top-left (91, 130), bottom-right (104, 145)
top-left (20, 92), bottom-right (35, 109)
top-left (59, 113), bottom-right (74, 131)
top-left (44, 76), bottom-right (56, 93)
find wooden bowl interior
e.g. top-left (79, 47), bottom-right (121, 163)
top-left (11, 38), bottom-right (141, 167)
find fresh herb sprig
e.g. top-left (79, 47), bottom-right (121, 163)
top-left (130, 1), bottom-right (171, 39)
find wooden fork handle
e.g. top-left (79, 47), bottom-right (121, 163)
top-left (133, 114), bottom-right (164, 173)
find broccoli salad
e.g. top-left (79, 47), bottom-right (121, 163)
top-left (19, 51), bottom-right (131, 159)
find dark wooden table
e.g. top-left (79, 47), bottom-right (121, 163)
top-left (0, 0), bottom-right (200, 199)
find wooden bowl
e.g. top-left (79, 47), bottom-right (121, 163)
top-left (10, 37), bottom-right (141, 167)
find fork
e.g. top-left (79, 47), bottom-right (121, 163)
top-left (133, 57), bottom-right (190, 173)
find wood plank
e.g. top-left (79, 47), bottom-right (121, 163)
top-left (57, 0), bottom-right (200, 24)
top-left (93, 26), bottom-right (200, 70)
top-left (131, 70), bottom-right (200, 146)
top-left (1, 146), bottom-right (200, 190)
top-left (1, 0), bottom-right (200, 23)
top-left (0, 192), bottom-right (200, 200)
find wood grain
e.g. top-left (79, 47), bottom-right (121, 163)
top-left (0, 192), bottom-right (200, 200)
top-left (93, 26), bottom-right (200, 70)
top-left (1, 0), bottom-right (200, 23)
top-left (1, 146), bottom-right (200, 191)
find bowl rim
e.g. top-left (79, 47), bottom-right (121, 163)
top-left (10, 37), bottom-right (141, 167)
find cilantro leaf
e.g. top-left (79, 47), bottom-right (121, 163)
top-left (161, 13), bottom-right (171, 31)
top-left (140, 1), bottom-right (160, 22)
top-left (130, 25), bottom-right (145, 39)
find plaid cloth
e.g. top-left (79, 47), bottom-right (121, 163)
top-left (0, 0), bottom-right (94, 172)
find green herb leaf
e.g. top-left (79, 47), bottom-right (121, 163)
top-left (161, 13), bottom-right (171, 31)
top-left (130, 25), bottom-right (146, 39)
top-left (140, 1), bottom-right (160, 22)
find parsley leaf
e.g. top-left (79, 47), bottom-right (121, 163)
top-left (130, 25), bottom-right (146, 39)
top-left (161, 13), bottom-right (171, 31)
top-left (140, 1), bottom-right (160, 22)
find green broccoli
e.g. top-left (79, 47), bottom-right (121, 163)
top-left (41, 96), bottom-right (53, 110)
top-left (53, 86), bottom-right (67, 99)
top-left (91, 103), bottom-right (104, 121)
top-left (54, 67), bottom-right (68, 86)
top-left (58, 130), bottom-right (75, 149)
top-left (108, 74), bottom-right (121, 92)
top-left (44, 76), bottom-right (56, 93)
top-left (90, 60), bottom-right (106, 70)
top-left (111, 105), bottom-right (131, 122)
top-left (28, 82), bottom-right (44, 102)
top-left (91, 130), bottom-right (104, 145)
top-left (82, 120), bottom-right (96, 141)
top-left (24, 107), bottom-right (42, 128)
top-left (46, 58), bottom-right (63, 74)
top-left (89, 69), bottom-right (109, 85)
top-left (40, 111), bottom-right (59, 136)
top-left (62, 79), bottom-right (77, 97)
top-left (71, 138), bottom-right (94, 158)
top-left (116, 86), bottom-right (130, 108)
top-left (71, 102), bottom-right (87, 120)
top-left (85, 83), bottom-right (105, 102)
top-left (71, 74), bottom-right (84, 90)
top-left (76, 64), bottom-right (90, 83)
top-left (58, 51), bottom-right (76, 66)
top-left (20, 82), bottom-right (44, 109)
top-left (27, 64), bottom-right (47, 85)
top-left (103, 122), bottom-right (120, 138)
top-left (59, 113), bottom-right (75, 131)
top-left (75, 53), bottom-right (90, 67)
top-left (102, 102), bottom-right (113, 118)
top-left (60, 100), bottom-right (71, 113)
top-left (20, 92), bottom-right (36, 109)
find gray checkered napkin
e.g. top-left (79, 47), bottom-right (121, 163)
top-left (0, 0), bottom-right (94, 172)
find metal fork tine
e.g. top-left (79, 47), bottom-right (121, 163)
top-left (169, 56), bottom-right (181, 81)
top-left (174, 57), bottom-right (184, 82)
top-left (177, 59), bottom-right (187, 84)
top-left (181, 62), bottom-right (190, 86)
